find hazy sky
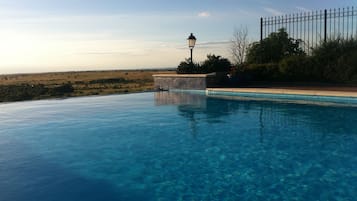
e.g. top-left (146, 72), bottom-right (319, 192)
top-left (0, 0), bottom-right (355, 74)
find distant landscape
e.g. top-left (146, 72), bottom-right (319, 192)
top-left (0, 70), bottom-right (174, 102)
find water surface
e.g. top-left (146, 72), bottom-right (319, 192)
top-left (0, 92), bottom-right (356, 201)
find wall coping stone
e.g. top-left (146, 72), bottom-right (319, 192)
top-left (152, 73), bottom-right (216, 78)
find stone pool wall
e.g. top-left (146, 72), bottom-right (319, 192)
top-left (154, 91), bottom-right (207, 108)
top-left (153, 73), bottom-right (216, 90)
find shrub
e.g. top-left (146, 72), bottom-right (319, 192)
top-left (335, 50), bottom-right (357, 82)
top-left (246, 28), bottom-right (305, 64)
top-left (201, 54), bottom-right (231, 73)
top-left (278, 55), bottom-right (315, 81)
top-left (176, 59), bottom-right (202, 74)
top-left (50, 83), bottom-right (74, 96)
top-left (312, 38), bottom-right (357, 82)
top-left (241, 37), bottom-right (357, 83)
top-left (177, 55), bottom-right (231, 74)
top-left (0, 84), bottom-right (48, 102)
top-left (89, 78), bottom-right (128, 84)
top-left (242, 63), bottom-right (281, 81)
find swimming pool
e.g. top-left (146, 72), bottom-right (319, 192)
top-left (0, 92), bottom-right (356, 201)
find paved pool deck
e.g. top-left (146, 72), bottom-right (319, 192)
top-left (207, 87), bottom-right (357, 98)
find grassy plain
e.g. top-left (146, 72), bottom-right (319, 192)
top-left (0, 69), bottom-right (174, 102)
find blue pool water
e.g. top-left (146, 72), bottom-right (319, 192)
top-left (0, 92), bottom-right (356, 201)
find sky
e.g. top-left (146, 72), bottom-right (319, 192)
top-left (0, 0), bottom-right (356, 74)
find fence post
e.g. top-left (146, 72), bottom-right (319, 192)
top-left (260, 17), bottom-right (263, 42)
top-left (324, 9), bottom-right (327, 42)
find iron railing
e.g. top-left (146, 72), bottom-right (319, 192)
top-left (260, 7), bottom-right (357, 54)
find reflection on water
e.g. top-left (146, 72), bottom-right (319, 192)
top-left (0, 92), bottom-right (356, 201)
top-left (155, 91), bottom-right (357, 142)
top-left (155, 91), bottom-right (243, 120)
top-left (155, 92), bottom-right (207, 138)
top-left (155, 91), bottom-right (207, 108)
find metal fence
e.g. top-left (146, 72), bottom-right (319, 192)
top-left (260, 7), bottom-right (357, 54)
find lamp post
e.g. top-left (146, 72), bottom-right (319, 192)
top-left (187, 33), bottom-right (196, 63)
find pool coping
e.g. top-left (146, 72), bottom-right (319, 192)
top-left (206, 88), bottom-right (357, 98)
top-left (170, 87), bottom-right (357, 105)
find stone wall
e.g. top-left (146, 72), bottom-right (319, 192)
top-left (154, 92), bottom-right (206, 107)
top-left (153, 73), bottom-right (216, 90)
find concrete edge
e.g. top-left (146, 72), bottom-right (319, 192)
top-left (153, 73), bottom-right (216, 78)
top-left (206, 88), bottom-right (357, 98)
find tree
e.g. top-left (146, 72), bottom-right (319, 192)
top-left (176, 55), bottom-right (231, 74)
top-left (230, 26), bottom-right (249, 65)
top-left (246, 28), bottom-right (305, 64)
top-left (177, 58), bottom-right (201, 74)
top-left (311, 38), bottom-right (357, 82)
top-left (201, 54), bottom-right (231, 73)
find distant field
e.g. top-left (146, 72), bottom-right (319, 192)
top-left (0, 70), bottom-right (174, 102)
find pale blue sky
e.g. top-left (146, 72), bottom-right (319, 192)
top-left (0, 0), bottom-right (356, 74)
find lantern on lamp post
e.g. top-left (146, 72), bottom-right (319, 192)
top-left (187, 33), bottom-right (196, 63)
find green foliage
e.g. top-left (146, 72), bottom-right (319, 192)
top-left (176, 59), bottom-right (202, 74)
top-left (242, 63), bottom-right (281, 81)
top-left (246, 28), bottom-right (305, 64)
top-left (201, 54), bottom-right (231, 73)
top-left (0, 83), bottom-right (74, 102)
top-left (311, 38), bottom-right (357, 82)
top-left (235, 34), bottom-right (357, 83)
top-left (278, 55), bottom-right (316, 81)
top-left (0, 84), bottom-right (47, 102)
top-left (177, 55), bottom-right (231, 74)
top-left (50, 83), bottom-right (74, 96)
top-left (89, 78), bottom-right (128, 84)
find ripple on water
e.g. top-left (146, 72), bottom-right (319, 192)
top-left (0, 92), bottom-right (356, 201)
